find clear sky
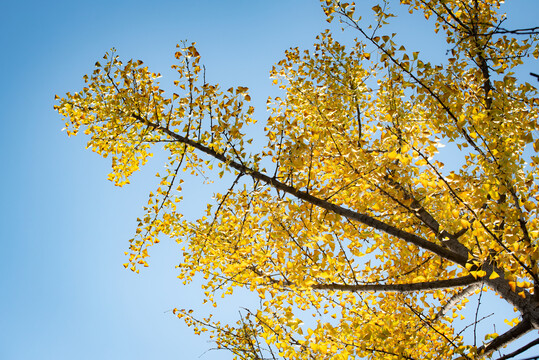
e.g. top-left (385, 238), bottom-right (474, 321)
top-left (1, 1), bottom-right (538, 359)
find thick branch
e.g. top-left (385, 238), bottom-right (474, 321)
top-left (496, 337), bottom-right (539, 360)
top-left (250, 266), bottom-right (477, 292)
top-left (312, 275), bottom-right (479, 292)
top-left (477, 318), bottom-right (533, 358)
top-left (135, 115), bottom-right (539, 327)
top-left (134, 115), bottom-right (468, 266)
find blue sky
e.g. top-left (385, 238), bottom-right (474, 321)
top-left (1, 1), bottom-right (538, 359)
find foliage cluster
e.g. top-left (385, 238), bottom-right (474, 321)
top-left (56, 1), bottom-right (539, 358)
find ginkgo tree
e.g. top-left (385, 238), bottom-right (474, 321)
top-left (55, 0), bottom-right (539, 358)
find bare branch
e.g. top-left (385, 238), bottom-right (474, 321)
top-left (495, 27), bottom-right (539, 35)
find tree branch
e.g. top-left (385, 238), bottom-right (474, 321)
top-left (477, 318), bottom-right (533, 358)
top-left (433, 283), bottom-right (482, 323)
top-left (250, 265), bottom-right (478, 293)
top-left (131, 114), bottom-right (539, 327)
top-left (496, 336), bottom-right (539, 360)
top-left (133, 114), bottom-right (469, 266)
top-left (495, 27), bottom-right (539, 35)
top-left (312, 275), bottom-right (479, 292)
